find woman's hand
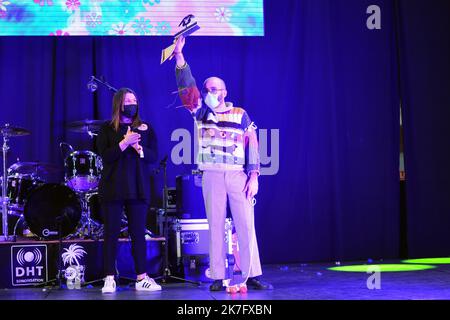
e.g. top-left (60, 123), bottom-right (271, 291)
top-left (120, 126), bottom-right (141, 151)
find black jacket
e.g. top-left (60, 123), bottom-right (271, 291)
top-left (96, 121), bottom-right (157, 203)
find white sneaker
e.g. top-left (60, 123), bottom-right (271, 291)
top-left (102, 276), bottom-right (116, 293)
top-left (135, 276), bottom-right (162, 291)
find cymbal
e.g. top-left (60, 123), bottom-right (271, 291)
top-left (8, 161), bottom-right (64, 180)
top-left (0, 124), bottom-right (30, 137)
top-left (67, 119), bottom-right (105, 133)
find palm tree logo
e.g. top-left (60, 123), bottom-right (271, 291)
top-left (62, 244), bottom-right (87, 289)
top-left (62, 244), bottom-right (86, 266)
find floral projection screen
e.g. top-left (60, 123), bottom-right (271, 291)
top-left (0, 0), bottom-right (264, 36)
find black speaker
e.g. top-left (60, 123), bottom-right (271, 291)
top-left (176, 173), bottom-right (207, 219)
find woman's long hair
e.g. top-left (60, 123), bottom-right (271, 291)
top-left (110, 88), bottom-right (143, 131)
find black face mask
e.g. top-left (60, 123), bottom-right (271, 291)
top-left (121, 104), bottom-right (138, 118)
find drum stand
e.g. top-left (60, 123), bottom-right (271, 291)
top-left (72, 192), bottom-right (103, 239)
top-left (1, 131), bottom-right (15, 242)
top-left (118, 213), bottom-right (155, 238)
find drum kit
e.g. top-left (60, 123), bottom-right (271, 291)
top-left (1, 120), bottom-right (106, 241)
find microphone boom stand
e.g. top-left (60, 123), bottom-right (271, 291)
top-left (154, 157), bottom-right (199, 285)
top-left (34, 217), bottom-right (64, 289)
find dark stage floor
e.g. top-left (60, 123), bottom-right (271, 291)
top-left (1, 260), bottom-right (450, 300)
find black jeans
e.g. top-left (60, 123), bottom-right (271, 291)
top-left (102, 199), bottom-right (148, 276)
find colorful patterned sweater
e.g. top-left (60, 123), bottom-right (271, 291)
top-left (175, 63), bottom-right (260, 174)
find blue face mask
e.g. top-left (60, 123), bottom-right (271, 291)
top-left (121, 104), bottom-right (138, 118)
top-left (204, 92), bottom-right (220, 109)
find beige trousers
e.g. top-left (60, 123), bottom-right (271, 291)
top-left (202, 170), bottom-right (262, 280)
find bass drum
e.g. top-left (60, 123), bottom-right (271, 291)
top-left (24, 184), bottom-right (82, 240)
top-left (87, 193), bottom-right (104, 224)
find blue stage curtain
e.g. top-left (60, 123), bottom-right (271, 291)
top-left (397, 0), bottom-right (450, 258)
top-left (0, 0), bottom-right (403, 263)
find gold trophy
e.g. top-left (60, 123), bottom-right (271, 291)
top-left (161, 14), bottom-right (200, 64)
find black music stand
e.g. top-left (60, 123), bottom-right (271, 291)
top-left (153, 156), bottom-right (199, 285)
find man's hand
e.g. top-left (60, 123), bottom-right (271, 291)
top-left (243, 172), bottom-right (259, 201)
top-left (171, 36), bottom-right (186, 67)
top-left (173, 35), bottom-right (185, 54)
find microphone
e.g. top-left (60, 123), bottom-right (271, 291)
top-left (160, 155), bottom-right (168, 165)
top-left (87, 75), bottom-right (118, 93)
top-left (159, 155), bottom-right (169, 168)
top-left (87, 77), bottom-right (98, 92)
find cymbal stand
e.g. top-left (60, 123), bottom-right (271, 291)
top-left (1, 128), bottom-right (15, 242)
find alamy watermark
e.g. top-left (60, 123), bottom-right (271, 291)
top-left (366, 266), bottom-right (381, 290)
top-left (367, 5), bottom-right (381, 30)
top-left (170, 128), bottom-right (280, 176)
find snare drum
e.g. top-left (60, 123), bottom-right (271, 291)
top-left (6, 174), bottom-right (43, 215)
top-left (64, 150), bottom-right (103, 192)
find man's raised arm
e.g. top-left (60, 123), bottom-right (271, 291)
top-left (172, 36), bottom-right (201, 113)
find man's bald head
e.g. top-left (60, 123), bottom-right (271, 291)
top-left (203, 77), bottom-right (227, 90)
